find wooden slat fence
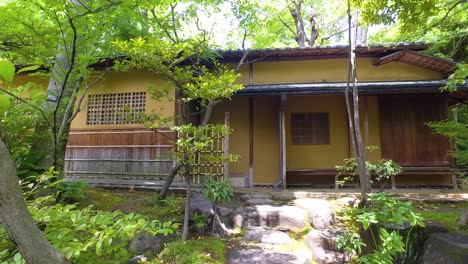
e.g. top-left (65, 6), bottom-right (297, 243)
top-left (65, 128), bottom-right (175, 182)
top-left (65, 115), bottom-right (230, 187)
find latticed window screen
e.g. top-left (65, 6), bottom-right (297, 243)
top-left (291, 112), bottom-right (330, 145)
top-left (87, 92), bottom-right (146, 125)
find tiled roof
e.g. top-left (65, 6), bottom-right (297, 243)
top-left (218, 42), bottom-right (429, 62)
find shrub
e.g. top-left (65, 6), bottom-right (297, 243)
top-left (201, 178), bottom-right (233, 204)
top-left (0, 170), bottom-right (179, 264)
top-left (159, 237), bottom-right (225, 264)
top-left (336, 192), bottom-right (425, 263)
top-left (336, 157), bottom-right (402, 189)
top-left (57, 181), bottom-right (88, 202)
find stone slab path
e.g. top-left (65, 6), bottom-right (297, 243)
top-left (226, 247), bottom-right (311, 264)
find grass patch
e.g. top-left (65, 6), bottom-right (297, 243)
top-left (158, 237), bottom-right (226, 264)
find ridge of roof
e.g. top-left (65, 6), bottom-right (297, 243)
top-left (217, 41), bottom-right (429, 54)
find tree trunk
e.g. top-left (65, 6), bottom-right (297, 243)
top-left (158, 163), bottom-right (181, 199)
top-left (181, 169), bottom-right (192, 242)
top-left (309, 12), bottom-right (319, 46)
top-left (290, 0), bottom-right (306, 48)
top-left (346, 0), bottom-right (370, 204)
top-left (0, 139), bottom-right (68, 264)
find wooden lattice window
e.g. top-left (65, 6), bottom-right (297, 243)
top-left (87, 92), bottom-right (146, 125)
top-left (291, 112), bottom-right (330, 145)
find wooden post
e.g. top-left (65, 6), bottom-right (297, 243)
top-left (249, 97), bottom-right (254, 187)
top-left (280, 93), bottom-right (287, 189)
top-left (223, 112), bottom-right (230, 181)
top-left (452, 107), bottom-right (459, 189)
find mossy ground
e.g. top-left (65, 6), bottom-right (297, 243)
top-left (412, 201), bottom-right (468, 233)
top-left (76, 187), bottom-right (227, 263)
top-left (78, 187), bottom-right (185, 222)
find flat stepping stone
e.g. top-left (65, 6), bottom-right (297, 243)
top-left (243, 229), bottom-right (292, 245)
top-left (293, 199), bottom-right (335, 230)
top-left (232, 205), bottom-right (307, 231)
top-left (226, 248), bottom-right (311, 264)
top-left (245, 199), bottom-right (276, 206)
top-left (241, 194), bottom-right (272, 201)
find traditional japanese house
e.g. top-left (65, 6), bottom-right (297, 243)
top-left (62, 43), bottom-right (467, 189)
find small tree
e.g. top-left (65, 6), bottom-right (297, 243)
top-left (114, 37), bottom-right (242, 241)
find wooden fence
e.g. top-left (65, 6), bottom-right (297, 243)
top-left (65, 128), bottom-right (175, 183)
top-left (65, 113), bottom-right (230, 187)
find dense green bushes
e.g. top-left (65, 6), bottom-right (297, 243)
top-left (0, 172), bottom-right (178, 264)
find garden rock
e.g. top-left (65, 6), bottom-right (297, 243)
top-left (127, 255), bottom-right (147, 264)
top-left (245, 199), bottom-right (276, 206)
top-left (218, 206), bottom-right (234, 217)
top-left (240, 193), bottom-right (272, 201)
top-left (232, 205), bottom-right (307, 230)
top-left (419, 233), bottom-right (468, 264)
top-left (305, 228), bottom-right (348, 264)
top-left (243, 228), bottom-right (293, 245)
top-left (128, 233), bottom-right (167, 254)
top-left (459, 210), bottom-right (468, 225)
top-left (189, 191), bottom-right (214, 221)
top-left (293, 199), bottom-right (335, 230)
top-left (424, 221), bottom-right (449, 234)
top-left (336, 196), bottom-right (359, 207)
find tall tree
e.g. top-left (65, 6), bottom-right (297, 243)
top-left (0, 60), bottom-right (67, 264)
top-left (0, 0), bottom-right (147, 174)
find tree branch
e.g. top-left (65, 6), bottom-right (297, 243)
top-left (0, 88), bottom-right (50, 123)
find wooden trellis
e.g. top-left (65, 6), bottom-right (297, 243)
top-left (177, 113), bottom-right (230, 184)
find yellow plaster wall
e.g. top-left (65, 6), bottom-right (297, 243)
top-left (286, 95), bottom-right (349, 168)
top-left (12, 74), bottom-right (49, 88)
top-left (249, 58), bottom-right (443, 85)
top-left (210, 97), bottom-right (250, 175)
top-left (253, 96), bottom-right (280, 184)
top-left (70, 70), bottom-right (175, 130)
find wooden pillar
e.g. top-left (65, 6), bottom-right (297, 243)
top-left (452, 107), bottom-right (459, 189)
top-left (249, 97), bottom-right (254, 187)
top-left (279, 93), bottom-right (287, 189)
top-left (223, 112), bottom-right (230, 181)
top-left (248, 64), bottom-right (254, 187)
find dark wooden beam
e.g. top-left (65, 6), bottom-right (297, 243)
top-left (248, 96), bottom-right (254, 187)
top-left (279, 93), bottom-right (287, 189)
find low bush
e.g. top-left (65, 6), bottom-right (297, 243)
top-left (159, 237), bottom-right (225, 264)
top-left (336, 192), bottom-right (425, 264)
top-left (0, 171), bottom-right (179, 264)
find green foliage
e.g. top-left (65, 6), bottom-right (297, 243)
top-left (0, 59), bottom-right (50, 177)
top-left (337, 192), bottom-right (425, 263)
top-left (57, 181), bottom-right (89, 203)
top-left (336, 232), bottom-right (365, 258)
top-left (0, 171), bottom-right (178, 264)
top-left (159, 237), bottom-right (226, 264)
top-left (191, 212), bottom-right (207, 230)
top-left (443, 64), bottom-right (468, 92)
top-left (428, 103), bottom-right (468, 167)
top-left (336, 152), bottom-right (402, 189)
top-left (201, 178), bottom-right (234, 204)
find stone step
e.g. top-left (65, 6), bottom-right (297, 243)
top-left (232, 205), bottom-right (307, 231)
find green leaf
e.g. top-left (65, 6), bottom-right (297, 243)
top-left (17, 65), bottom-right (40, 74)
top-left (0, 94), bottom-right (10, 107)
top-left (0, 59), bottom-right (15, 83)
